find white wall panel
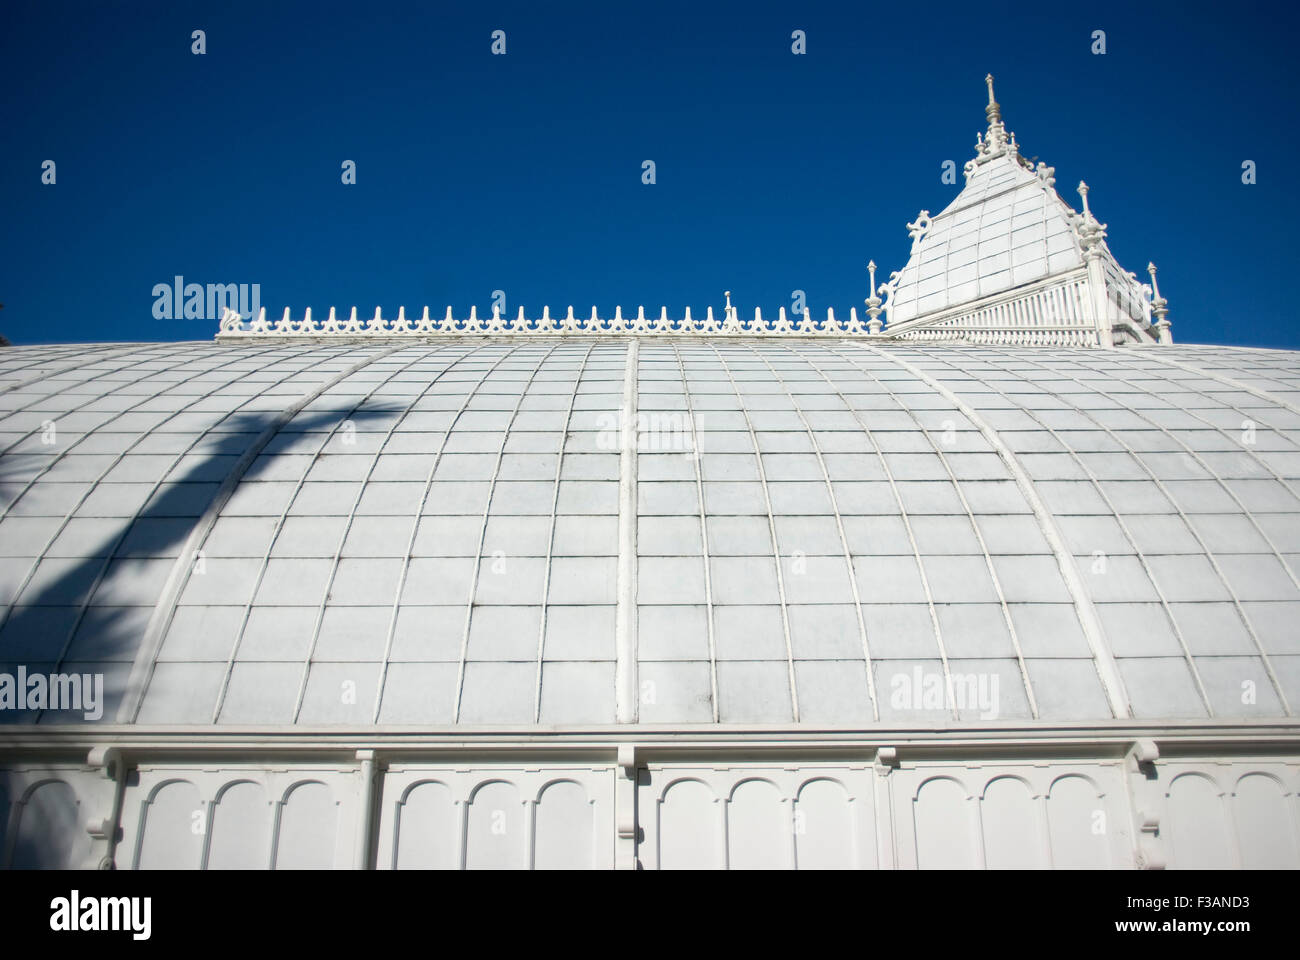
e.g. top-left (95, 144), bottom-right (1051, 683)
top-left (0, 766), bottom-right (101, 869)
top-left (10, 779), bottom-right (83, 869)
top-left (658, 778), bottom-right (722, 870)
top-left (915, 777), bottom-right (980, 868)
top-left (0, 781), bottom-right (8, 867)
top-left (1046, 774), bottom-right (1111, 868)
top-left (466, 781), bottom-right (526, 869)
top-left (534, 780), bottom-right (596, 869)
top-left (375, 764), bottom-right (614, 870)
top-left (1155, 759), bottom-right (1300, 870)
top-left (3, 749), bottom-right (1299, 870)
top-left (794, 778), bottom-right (856, 869)
top-left (275, 781), bottom-right (339, 869)
top-left (982, 776), bottom-right (1047, 868)
top-left (208, 781), bottom-right (272, 869)
top-left (727, 779), bottom-right (789, 869)
top-left (1233, 773), bottom-right (1298, 868)
top-left (891, 760), bottom-right (1133, 869)
top-left (1164, 773), bottom-right (1234, 868)
top-left (136, 779), bottom-right (203, 869)
top-left (119, 765), bottom-right (359, 870)
top-left (393, 780), bottom-right (458, 869)
top-left (638, 763), bottom-right (876, 870)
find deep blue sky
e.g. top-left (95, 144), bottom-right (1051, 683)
top-left (2, 1), bottom-right (1297, 347)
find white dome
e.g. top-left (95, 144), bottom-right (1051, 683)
top-left (1, 339), bottom-right (1297, 728)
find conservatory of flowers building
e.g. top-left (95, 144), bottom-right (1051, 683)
top-left (0, 78), bottom-right (1297, 870)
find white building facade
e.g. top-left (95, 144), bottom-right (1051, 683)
top-left (1, 80), bottom-right (1297, 870)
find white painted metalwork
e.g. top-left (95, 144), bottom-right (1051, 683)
top-left (791, 349), bottom-right (959, 720)
top-left (746, 343), bottom-right (880, 721)
top-left (707, 341), bottom-right (801, 722)
top-left (668, 341), bottom-right (721, 722)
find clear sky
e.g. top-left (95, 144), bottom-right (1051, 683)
top-left (2, 0), bottom-right (1297, 347)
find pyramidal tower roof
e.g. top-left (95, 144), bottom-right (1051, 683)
top-left (880, 75), bottom-right (1170, 347)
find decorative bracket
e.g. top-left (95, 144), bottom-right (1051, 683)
top-left (874, 746), bottom-right (899, 775)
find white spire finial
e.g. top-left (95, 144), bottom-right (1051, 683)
top-left (866, 259), bottom-right (883, 335)
top-left (977, 72), bottom-right (1008, 156)
top-left (1147, 262), bottom-right (1172, 344)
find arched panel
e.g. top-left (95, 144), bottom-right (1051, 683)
top-left (1165, 774), bottom-right (1234, 869)
top-left (11, 781), bottom-right (83, 869)
top-left (534, 780), bottom-right (594, 870)
top-left (794, 779), bottom-right (855, 869)
top-left (1046, 775), bottom-right (1110, 868)
top-left (208, 781), bottom-right (272, 870)
top-left (659, 779), bottom-right (721, 870)
top-left (914, 777), bottom-right (978, 869)
top-left (137, 780), bottom-right (204, 869)
top-left (1233, 774), bottom-right (1299, 869)
top-left (0, 781), bottom-right (9, 867)
top-left (466, 781), bottom-right (525, 870)
top-left (275, 781), bottom-right (339, 870)
top-left (394, 781), bottom-right (459, 870)
top-left (981, 777), bottom-right (1046, 869)
top-left (727, 779), bottom-right (788, 870)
